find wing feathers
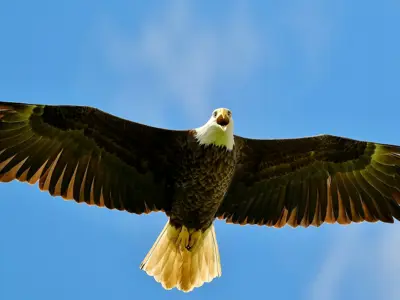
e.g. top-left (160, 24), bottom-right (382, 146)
top-left (218, 135), bottom-right (400, 228)
top-left (0, 101), bottom-right (186, 215)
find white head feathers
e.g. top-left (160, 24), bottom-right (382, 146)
top-left (194, 108), bottom-right (235, 150)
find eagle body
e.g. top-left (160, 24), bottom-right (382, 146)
top-left (168, 134), bottom-right (237, 230)
top-left (2, 101), bottom-right (400, 292)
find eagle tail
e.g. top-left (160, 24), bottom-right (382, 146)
top-left (140, 221), bottom-right (221, 292)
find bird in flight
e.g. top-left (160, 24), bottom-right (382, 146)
top-left (1, 101), bottom-right (400, 292)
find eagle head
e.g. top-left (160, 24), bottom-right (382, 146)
top-left (194, 108), bottom-right (234, 150)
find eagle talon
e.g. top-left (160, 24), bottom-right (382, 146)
top-left (187, 229), bottom-right (202, 251)
top-left (176, 226), bottom-right (190, 252)
top-left (175, 226), bottom-right (204, 252)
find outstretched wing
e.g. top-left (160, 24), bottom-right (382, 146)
top-left (217, 134), bottom-right (400, 227)
top-left (0, 101), bottom-right (187, 214)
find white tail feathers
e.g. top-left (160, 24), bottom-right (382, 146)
top-left (140, 221), bottom-right (221, 292)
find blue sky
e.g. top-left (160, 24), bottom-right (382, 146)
top-left (1, 1), bottom-right (400, 299)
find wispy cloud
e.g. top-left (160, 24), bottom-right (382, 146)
top-left (283, 1), bottom-right (337, 75)
top-left (100, 0), bottom-right (264, 125)
top-left (308, 223), bottom-right (400, 300)
top-left (309, 227), bottom-right (361, 300)
top-left (376, 225), bottom-right (400, 300)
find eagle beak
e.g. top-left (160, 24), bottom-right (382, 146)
top-left (216, 112), bottom-right (230, 129)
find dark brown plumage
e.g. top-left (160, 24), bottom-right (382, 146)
top-left (1, 101), bottom-right (400, 292)
top-left (169, 140), bottom-right (237, 229)
top-left (0, 102), bottom-right (186, 214)
top-left (219, 136), bottom-right (400, 227)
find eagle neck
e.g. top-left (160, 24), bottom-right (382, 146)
top-left (193, 119), bottom-right (234, 150)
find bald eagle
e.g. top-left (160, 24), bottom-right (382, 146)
top-left (1, 101), bottom-right (400, 292)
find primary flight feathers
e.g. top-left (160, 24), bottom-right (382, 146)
top-left (220, 137), bottom-right (400, 227)
top-left (1, 101), bottom-right (400, 291)
top-left (0, 102), bottom-right (185, 214)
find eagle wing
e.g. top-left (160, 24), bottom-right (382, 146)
top-left (217, 134), bottom-right (400, 227)
top-left (0, 101), bottom-right (187, 214)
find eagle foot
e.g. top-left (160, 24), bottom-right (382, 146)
top-left (175, 226), bottom-right (202, 252)
top-left (187, 230), bottom-right (202, 251)
top-left (176, 226), bottom-right (190, 252)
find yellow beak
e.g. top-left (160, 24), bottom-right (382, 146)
top-left (216, 111), bottom-right (230, 127)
